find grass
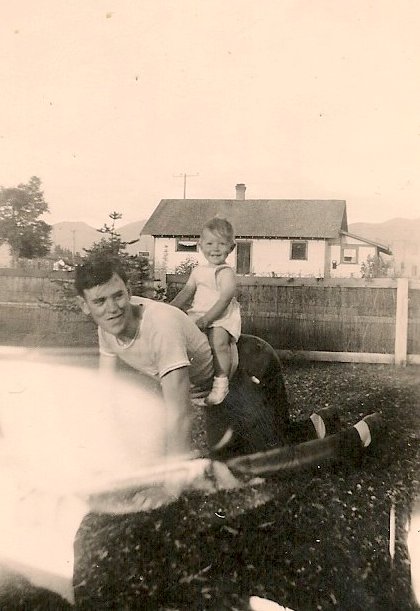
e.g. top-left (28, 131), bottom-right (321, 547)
top-left (1, 362), bottom-right (419, 610)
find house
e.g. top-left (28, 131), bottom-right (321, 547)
top-left (141, 184), bottom-right (392, 279)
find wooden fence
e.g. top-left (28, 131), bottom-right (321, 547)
top-left (0, 269), bottom-right (157, 348)
top-left (167, 275), bottom-right (420, 366)
top-left (1, 269), bottom-right (419, 364)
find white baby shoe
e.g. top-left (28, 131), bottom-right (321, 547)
top-left (205, 376), bottom-right (229, 405)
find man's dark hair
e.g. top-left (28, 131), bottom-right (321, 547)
top-left (74, 257), bottom-right (128, 296)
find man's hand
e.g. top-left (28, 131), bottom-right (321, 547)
top-left (160, 367), bottom-right (193, 457)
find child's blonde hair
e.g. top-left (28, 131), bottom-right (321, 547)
top-left (201, 217), bottom-right (235, 245)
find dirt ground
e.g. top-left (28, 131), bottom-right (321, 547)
top-left (1, 361), bottom-right (419, 610)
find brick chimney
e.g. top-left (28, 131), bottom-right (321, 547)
top-left (235, 183), bottom-right (246, 200)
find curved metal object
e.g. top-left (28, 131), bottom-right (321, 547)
top-left (206, 334), bottom-right (383, 473)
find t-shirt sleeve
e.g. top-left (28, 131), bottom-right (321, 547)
top-left (98, 328), bottom-right (117, 357)
top-left (148, 310), bottom-right (191, 378)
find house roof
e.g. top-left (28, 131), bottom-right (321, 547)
top-left (341, 231), bottom-right (392, 255)
top-left (141, 199), bottom-right (348, 239)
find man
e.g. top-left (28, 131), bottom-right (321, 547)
top-left (76, 256), bottom-right (382, 466)
top-left (75, 257), bottom-right (217, 456)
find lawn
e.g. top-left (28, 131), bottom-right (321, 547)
top-left (1, 361), bottom-right (419, 610)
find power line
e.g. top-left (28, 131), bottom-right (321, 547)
top-left (173, 172), bottom-right (199, 199)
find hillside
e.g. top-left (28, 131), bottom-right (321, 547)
top-left (349, 218), bottom-right (420, 248)
top-left (51, 217), bottom-right (419, 269)
top-left (51, 222), bottom-right (99, 253)
top-left (51, 220), bottom-right (147, 254)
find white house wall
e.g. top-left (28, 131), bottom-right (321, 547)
top-left (330, 235), bottom-right (377, 278)
top-left (250, 239), bottom-right (326, 277)
top-left (154, 238), bottom-right (200, 278)
top-left (154, 237), bottom-right (325, 278)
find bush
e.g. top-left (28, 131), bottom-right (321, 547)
top-left (175, 257), bottom-right (198, 276)
top-left (360, 254), bottom-right (390, 279)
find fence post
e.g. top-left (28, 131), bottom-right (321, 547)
top-left (395, 278), bottom-right (409, 366)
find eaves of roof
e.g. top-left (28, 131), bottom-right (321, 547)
top-left (341, 231), bottom-right (392, 255)
top-left (141, 199), bottom-right (348, 239)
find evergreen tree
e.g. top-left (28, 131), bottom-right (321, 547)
top-left (83, 211), bottom-right (150, 295)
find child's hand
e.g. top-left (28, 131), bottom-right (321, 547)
top-left (195, 316), bottom-right (210, 331)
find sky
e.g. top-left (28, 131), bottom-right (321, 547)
top-left (1, 0), bottom-right (419, 227)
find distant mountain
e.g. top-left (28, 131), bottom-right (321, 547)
top-left (51, 220), bottom-right (147, 254)
top-left (349, 217), bottom-right (420, 276)
top-left (348, 217), bottom-right (420, 248)
top-left (51, 222), bottom-right (99, 254)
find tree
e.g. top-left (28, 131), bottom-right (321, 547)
top-left (0, 176), bottom-right (52, 262)
top-left (83, 211), bottom-right (150, 295)
top-left (360, 254), bottom-right (391, 279)
top-left (53, 244), bottom-right (75, 261)
top-left (42, 211), bottom-right (154, 312)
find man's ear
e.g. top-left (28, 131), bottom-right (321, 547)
top-left (76, 295), bottom-right (90, 316)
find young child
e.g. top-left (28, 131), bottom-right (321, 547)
top-left (171, 217), bottom-right (241, 405)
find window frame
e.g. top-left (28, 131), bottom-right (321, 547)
top-left (236, 240), bottom-right (252, 274)
top-left (290, 240), bottom-right (308, 261)
top-left (340, 245), bottom-right (360, 265)
top-left (175, 237), bottom-right (198, 253)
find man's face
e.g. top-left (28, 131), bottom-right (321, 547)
top-left (79, 273), bottom-right (133, 337)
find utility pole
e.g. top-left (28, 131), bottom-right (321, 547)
top-left (173, 172), bottom-right (199, 199)
top-left (71, 230), bottom-right (76, 261)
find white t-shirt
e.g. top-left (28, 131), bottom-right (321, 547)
top-left (99, 297), bottom-right (214, 395)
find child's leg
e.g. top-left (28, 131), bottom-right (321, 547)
top-left (206, 327), bottom-right (232, 405)
top-left (208, 327), bottom-right (232, 377)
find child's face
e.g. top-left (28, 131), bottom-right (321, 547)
top-left (200, 228), bottom-right (233, 266)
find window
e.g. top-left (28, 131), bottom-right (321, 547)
top-left (176, 238), bottom-right (198, 252)
top-left (290, 241), bottom-right (308, 260)
top-left (341, 247), bottom-right (358, 264)
top-left (138, 251), bottom-right (149, 258)
top-left (236, 241), bottom-right (251, 274)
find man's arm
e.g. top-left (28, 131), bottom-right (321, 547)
top-left (170, 281), bottom-right (196, 311)
top-left (160, 366), bottom-right (193, 457)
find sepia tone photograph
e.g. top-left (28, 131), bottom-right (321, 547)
top-left (0, 2), bottom-right (419, 609)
